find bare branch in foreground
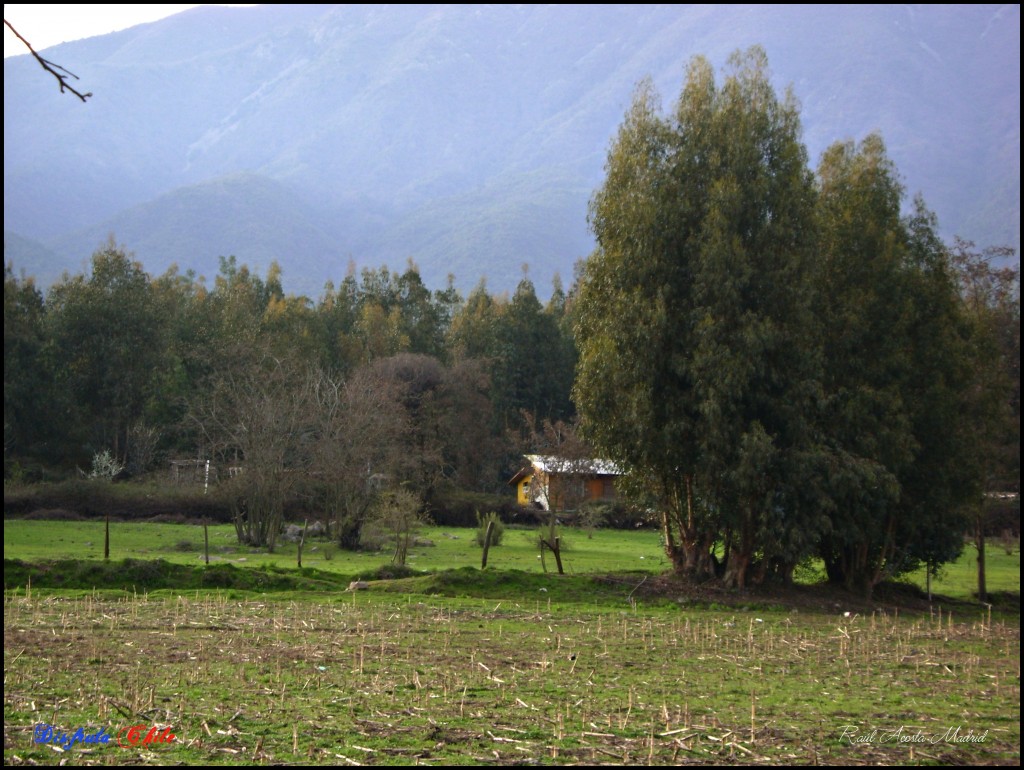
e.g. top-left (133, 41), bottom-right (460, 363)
top-left (5, 19), bottom-right (91, 102)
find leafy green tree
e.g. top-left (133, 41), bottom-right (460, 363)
top-left (685, 50), bottom-right (821, 588)
top-left (813, 135), bottom-right (917, 594)
top-left (396, 262), bottom-right (454, 360)
top-left (45, 240), bottom-right (168, 466)
top-left (575, 75), bottom-right (710, 574)
top-left (263, 291), bottom-right (322, 364)
top-left (814, 137), bottom-right (983, 596)
top-left (448, 279), bottom-right (502, 363)
top-left (430, 274), bottom-right (463, 357)
top-left (4, 264), bottom-right (55, 469)
top-left (356, 302), bottom-right (410, 361)
top-left (574, 48), bottom-right (822, 587)
top-left (543, 274), bottom-right (579, 424)
top-left (316, 262), bottom-right (458, 368)
top-left (949, 238), bottom-right (1020, 602)
top-left (888, 202), bottom-right (977, 584)
top-left (493, 276), bottom-right (575, 431)
top-left (317, 267), bottom-right (364, 375)
top-left (147, 265), bottom-right (219, 464)
top-left (208, 255), bottom-right (277, 345)
top-left (156, 259), bottom-right (317, 470)
top-left (950, 238), bottom-right (1020, 496)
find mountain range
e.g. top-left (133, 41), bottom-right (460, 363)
top-left (4, 4), bottom-right (1019, 297)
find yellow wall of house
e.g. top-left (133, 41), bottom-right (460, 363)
top-left (517, 474), bottom-right (534, 506)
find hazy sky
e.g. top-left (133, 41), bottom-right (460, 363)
top-left (3, 4), bottom-right (231, 58)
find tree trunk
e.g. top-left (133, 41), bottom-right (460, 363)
top-left (544, 512), bottom-right (564, 575)
top-left (665, 474), bottom-right (716, 580)
top-left (552, 536), bottom-right (564, 575)
top-left (822, 552), bottom-right (845, 585)
top-left (975, 509), bottom-right (987, 603)
top-left (337, 518), bottom-right (362, 550)
top-left (679, 533), bottom-right (716, 579)
top-left (722, 512), bottom-right (754, 589)
top-left (481, 520), bottom-right (494, 569)
top-left (838, 541), bottom-right (876, 599)
top-left (660, 509), bottom-right (684, 572)
top-left (722, 549), bottom-right (750, 590)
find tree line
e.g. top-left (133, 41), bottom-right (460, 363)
top-left (4, 247), bottom-right (580, 546)
top-left (573, 47), bottom-right (1019, 596)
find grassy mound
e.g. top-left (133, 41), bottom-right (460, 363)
top-left (3, 558), bottom-right (353, 593)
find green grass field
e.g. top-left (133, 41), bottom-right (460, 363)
top-left (4, 517), bottom-right (1021, 766)
top-left (1, 520), bottom-right (671, 573)
top-left (2, 519), bottom-right (1018, 601)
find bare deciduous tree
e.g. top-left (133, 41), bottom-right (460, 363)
top-left (518, 412), bottom-right (595, 574)
top-left (189, 349), bottom-right (317, 550)
top-left (311, 364), bottom-right (407, 549)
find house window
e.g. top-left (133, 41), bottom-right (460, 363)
top-left (602, 478), bottom-right (616, 498)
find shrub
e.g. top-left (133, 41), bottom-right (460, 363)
top-left (576, 500), bottom-right (607, 534)
top-left (88, 450), bottom-right (125, 481)
top-left (360, 489), bottom-right (428, 565)
top-left (475, 511), bottom-right (505, 547)
top-left (356, 564), bottom-right (421, 581)
top-left (426, 485), bottom-right (540, 527)
top-left (578, 499), bottom-right (655, 530)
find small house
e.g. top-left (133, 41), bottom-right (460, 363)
top-left (509, 454), bottom-right (623, 511)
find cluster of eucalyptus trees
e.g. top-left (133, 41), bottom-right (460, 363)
top-left (573, 47), bottom-right (1019, 595)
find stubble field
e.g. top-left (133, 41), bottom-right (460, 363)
top-left (4, 585), bottom-right (1020, 765)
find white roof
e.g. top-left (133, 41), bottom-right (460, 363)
top-left (525, 454), bottom-right (623, 476)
